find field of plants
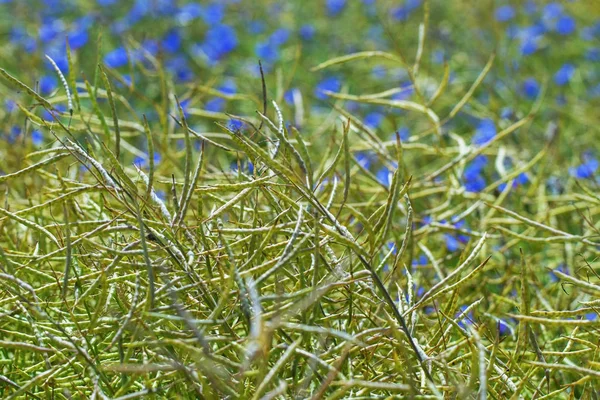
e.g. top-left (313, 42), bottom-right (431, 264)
top-left (0, 0), bottom-right (599, 398)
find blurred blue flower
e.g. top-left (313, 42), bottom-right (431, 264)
top-left (5, 100), bottom-right (16, 113)
top-left (355, 151), bottom-right (375, 170)
top-left (555, 15), bottom-right (576, 35)
top-left (205, 98), bottom-right (225, 112)
top-left (270, 28), bottom-right (290, 46)
top-left (31, 130), bottom-right (44, 146)
top-left (198, 24), bottom-right (238, 63)
top-left (464, 174), bottom-right (486, 193)
top-left (97, 0), bottom-right (116, 6)
top-left (376, 167), bottom-right (392, 187)
top-left (554, 63), bottom-right (575, 86)
top-left (569, 153), bottom-right (598, 179)
top-left (522, 78), bottom-right (540, 99)
top-left (326, 0), bottom-right (346, 17)
top-left (134, 151), bottom-right (162, 168)
top-left (456, 305), bottom-right (474, 329)
top-left (177, 3), bottom-right (203, 24)
top-left (68, 27), bottom-right (88, 50)
top-left (255, 41), bottom-right (280, 64)
top-left (39, 75), bottom-right (57, 95)
top-left (398, 127), bottom-right (410, 141)
top-left (228, 118), bottom-right (244, 131)
top-left (371, 65), bottom-right (387, 80)
top-left (543, 3), bottom-right (563, 20)
top-left (104, 47), bottom-right (129, 68)
top-left (412, 254), bottom-right (427, 267)
top-left (165, 56), bottom-right (194, 82)
top-left (364, 112), bottom-right (384, 129)
top-left (586, 312), bottom-right (597, 321)
top-left (499, 173), bottom-right (529, 191)
top-left (7, 125), bottom-right (21, 143)
top-left (162, 29), bottom-right (182, 53)
top-left (39, 19), bottom-right (64, 43)
top-left (299, 24), bottom-right (316, 41)
top-left (495, 5), bottom-right (515, 22)
top-left (391, 0), bottom-right (421, 21)
top-left (586, 48), bottom-right (600, 62)
top-left (315, 76), bottom-right (341, 100)
top-left (284, 88), bottom-right (300, 105)
top-left (231, 160), bottom-right (254, 174)
top-left (202, 3), bottom-right (225, 25)
top-left (549, 263), bottom-right (568, 282)
top-left (472, 118), bottom-right (496, 146)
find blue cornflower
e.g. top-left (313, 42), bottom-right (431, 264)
top-left (364, 112), bottom-right (384, 129)
top-left (31, 130), bottom-right (44, 146)
top-left (472, 118), bottom-right (496, 146)
top-left (162, 29), bottom-right (182, 53)
top-left (326, 0), bottom-right (346, 17)
top-left (299, 24), bottom-right (316, 41)
top-left (104, 47), bottom-right (129, 68)
top-left (522, 78), bottom-right (540, 99)
top-left (554, 63), bottom-right (575, 86)
top-left (495, 5), bottom-right (515, 22)
top-left (569, 153), bottom-right (598, 179)
top-left (314, 76), bottom-right (341, 100)
top-left (464, 174), bottom-right (487, 192)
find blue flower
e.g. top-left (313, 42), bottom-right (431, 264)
top-left (315, 76), bottom-right (341, 100)
top-left (464, 174), bottom-right (486, 193)
top-left (391, 0), bottom-right (421, 21)
top-left (456, 305), bottom-right (474, 328)
top-left (7, 125), bottom-right (21, 143)
top-left (31, 130), bottom-right (44, 146)
top-left (39, 19), bottom-right (64, 43)
top-left (177, 3), bottom-right (203, 24)
top-left (520, 38), bottom-right (539, 55)
top-left (554, 63), bottom-right (575, 86)
top-left (270, 28), bottom-right (290, 46)
top-left (355, 151), bottom-right (375, 170)
top-left (555, 15), bottom-right (576, 35)
top-left (202, 3), bottom-right (225, 25)
top-left (472, 118), bottom-right (496, 146)
top-left (284, 88), bottom-right (299, 105)
top-left (586, 312), bottom-right (597, 321)
top-left (412, 254), bottom-right (428, 267)
top-left (5, 99), bottom-right (16, 113)
top-left (255, 41), bottom-right (280, 64)
top-left (326, 0), bottom-right (346, 17)
top-left (165, 56), bottom-right (194, 82)
top-left (376, 167), bottom-right (392, 187)
top-left (228, 118), bottom-right (244, 131)
top-left (198, 24), bottom-right (238, 63)
top-left (205, 98), bottom-right (225, 112)
top-left (569, 153), bottom-right (598, 179)
top-left (495, 5), bottom-right (515, 22)
top-left (499, 173), bottom-right (529, 191)
top-left (231, 160), bottom-right (254, 174)
top-left (549, 263), bottom-right (568, 282)
top-left (39, 75), bottom-right (57, 95)
top-left (522, 78), bottom-right (540, 99)
top-left (364, 112), bottom-right (384, 129)
top-left (299, 24), bottom-right (316, 41)
top-left (134, 151), bottom-right (162, 168)
top-left (67, 27), bottom-right (88, 50)
top-left (586, 48), bottom-right (600, 62)
top-left (104, 47), bottom-right (129, 68)
top-left (398, 127), bottom-right (410, 141)
top-left (162, 29), bottom-right (182, 53)
top-left (543, 3), bottom-right (563, 20)
top-left (97, 0), bottom-right (116, 6)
